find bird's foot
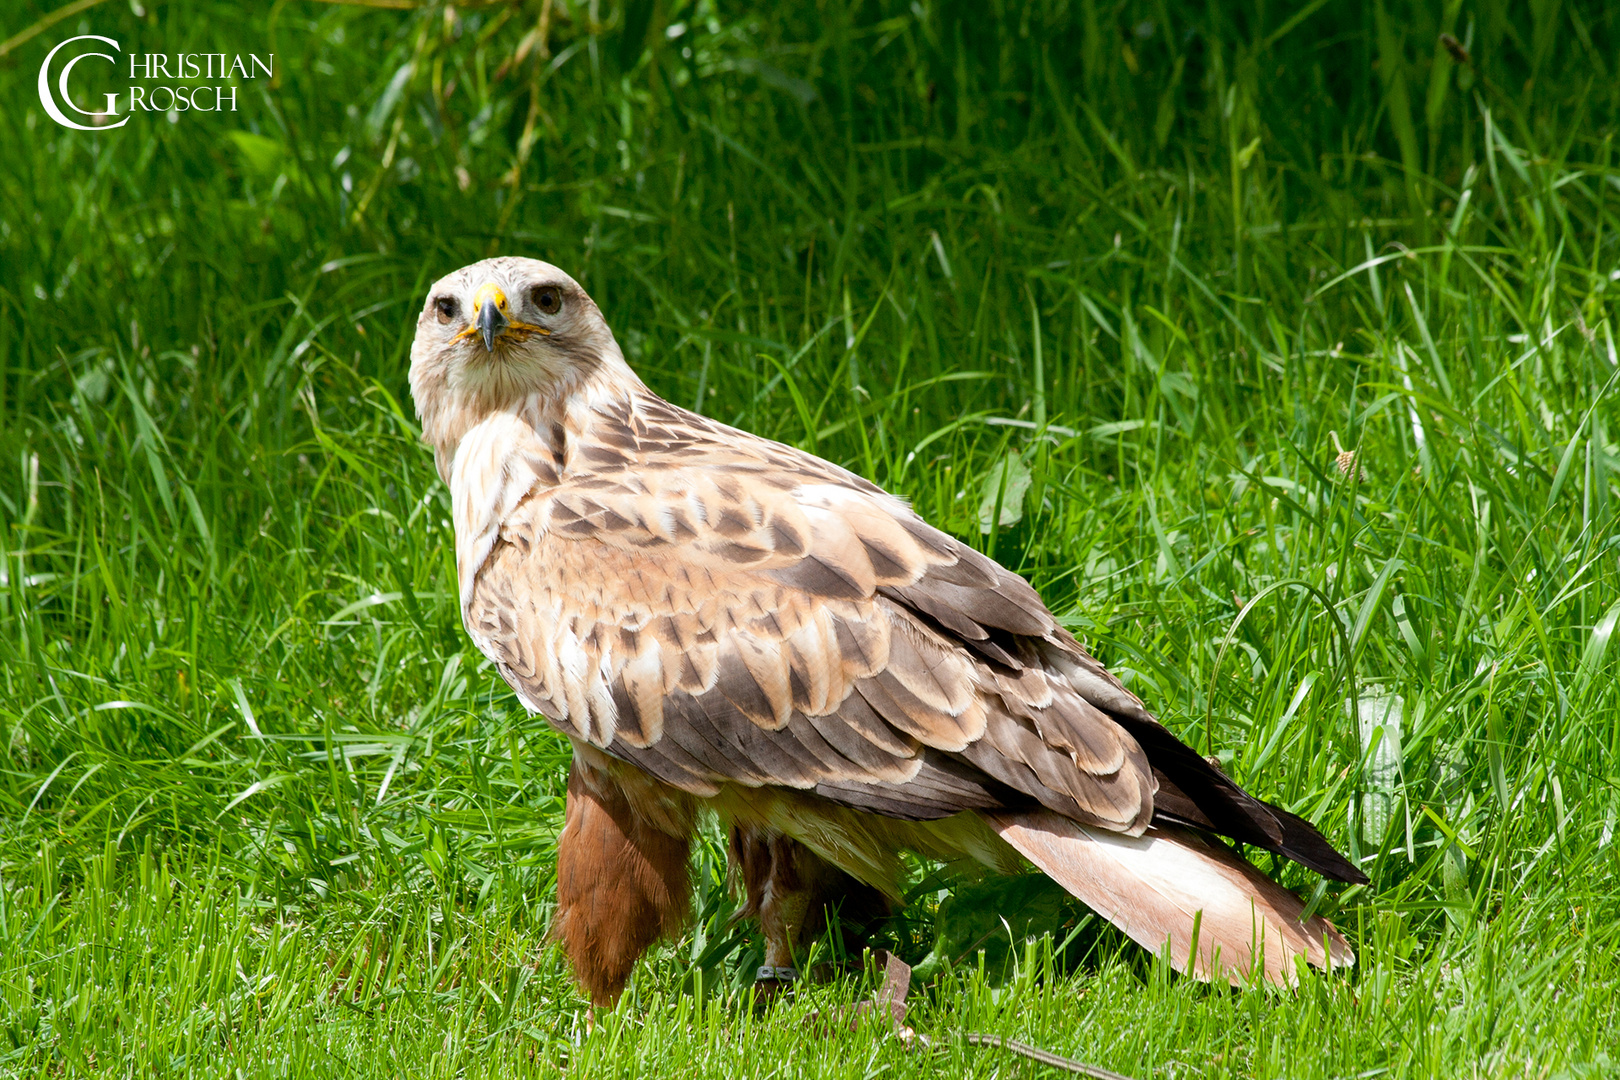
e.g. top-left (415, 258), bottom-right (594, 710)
top-left (750, 965), bottom-right (799, 1011)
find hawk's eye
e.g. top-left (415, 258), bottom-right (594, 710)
top-left (532, 285), bottom-right (562, 315)
top-left (433, 296), bottom-right (459, 324)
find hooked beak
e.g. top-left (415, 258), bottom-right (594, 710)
top-left (453, 281), bottom-right (552, 352)
top-left (476, 293), bottom-right (509, 352)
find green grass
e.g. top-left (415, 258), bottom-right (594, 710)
top-left (3, 0), bottom-right (1620, 1075)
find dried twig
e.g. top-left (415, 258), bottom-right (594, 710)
top-left (966, 1033), bottom-right (1139, 1079)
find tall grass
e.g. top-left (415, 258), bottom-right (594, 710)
top-left (1, 0), bottom-right (1618, 1075)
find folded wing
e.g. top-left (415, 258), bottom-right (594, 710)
top-left (461, 393), bottom-right (1164, 831)
top-left (459, 390), bottom-right (1363, 915)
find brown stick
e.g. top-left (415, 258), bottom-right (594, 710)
top-left (965, 1033), bottom-right (1139, 1080)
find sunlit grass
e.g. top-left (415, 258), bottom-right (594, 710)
top-left (2, 0), bottom-right (1619, 1075)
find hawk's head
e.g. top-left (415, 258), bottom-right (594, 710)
top-left (409, 256), bottom-right (631, 473)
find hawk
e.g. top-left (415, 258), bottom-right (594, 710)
top-left (408, 256), bottom-right (1365, 1006)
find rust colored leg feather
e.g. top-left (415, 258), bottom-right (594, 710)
top-left (553, 761), bottom-right (693, 1007)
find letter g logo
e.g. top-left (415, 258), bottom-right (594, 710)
top-left (40, 35), bottom-right (128, 130)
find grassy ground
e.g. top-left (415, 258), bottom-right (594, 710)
top-left (3, 0), bottom-right (1620, 1075)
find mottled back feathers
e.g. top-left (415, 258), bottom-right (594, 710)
top-left (460, 388), bottom-right (1161, 837)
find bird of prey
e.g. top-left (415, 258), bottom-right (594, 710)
top-left (408, 256), bottom-right (1366, 1007)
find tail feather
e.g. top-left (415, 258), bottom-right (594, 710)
top-left (985, 810), bottom-right (1354, 986)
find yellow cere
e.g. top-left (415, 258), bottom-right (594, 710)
top-left (473, 282), bottom-right (509, 314)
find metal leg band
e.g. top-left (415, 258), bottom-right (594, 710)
top-left (755, 965), bottom-right (799, 983)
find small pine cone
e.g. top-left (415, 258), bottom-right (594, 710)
top-left (1329, 431), bottom-right (1365, 482)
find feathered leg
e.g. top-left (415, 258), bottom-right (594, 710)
top-left (552, 759), bottom-right (692, 1007)
top-left (730, 825), bottom-right (888, 992)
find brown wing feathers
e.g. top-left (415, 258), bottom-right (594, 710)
top-left (466, 389), bottom-right (1362, 882)
top-left (1120, 716), bottom-right (1368, 883)
top-left (805, 484), bottom-right (1367, 883)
